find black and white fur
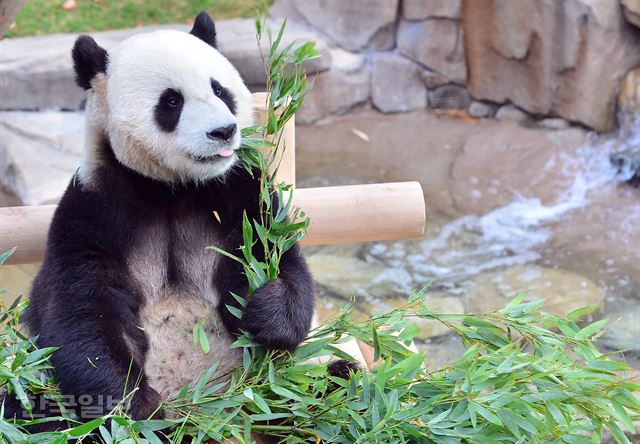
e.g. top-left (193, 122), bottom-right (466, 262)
top-left (3, 12), bottom-right (315, 426)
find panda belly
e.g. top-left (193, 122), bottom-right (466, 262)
top-left (127, 213), bottom-right (240, 401)
top-left (140, 295), bottom-right (240, 400)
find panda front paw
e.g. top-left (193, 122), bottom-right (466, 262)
top-left (128, 386), bottom-right (163, 420)
top-left (242, 278), bottom-right (310, 351)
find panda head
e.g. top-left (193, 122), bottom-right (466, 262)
top-left (73, 11), bottom-right (254, 184)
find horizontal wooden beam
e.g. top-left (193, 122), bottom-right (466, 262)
top-left (1, 205), bottom-right (54, 265)
top-left (0, 182), bottom-right (425, 265)
top-left (296, 182), bottom-right (425, 246)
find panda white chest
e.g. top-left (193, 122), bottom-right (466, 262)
top-left (126, 211), bottom-right (240, 400)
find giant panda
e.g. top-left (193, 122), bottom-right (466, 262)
top-left (3, 11), bottom-right (317, 426)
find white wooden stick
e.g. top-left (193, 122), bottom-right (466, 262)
top-left (0, 182), bottom-right (425, 264)
top-left (0, 205), bottom-right (56, 265)
top-left (294, 182), bottom-right (425, 246)
top-left (252, 92), bottom-right (296, 186)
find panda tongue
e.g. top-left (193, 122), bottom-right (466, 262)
top-left (217, 148), bottom-right (235, 157)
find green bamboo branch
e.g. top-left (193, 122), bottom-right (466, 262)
top-left (208, 18), bottom-right (318, 301)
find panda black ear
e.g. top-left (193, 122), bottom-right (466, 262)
top-left (72, 35), bottom-right (108, 90)
top-left (190, 11), bottom-right (217, 48)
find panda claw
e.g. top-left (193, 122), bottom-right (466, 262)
top-left (242, 279), bottom-right (308, 351)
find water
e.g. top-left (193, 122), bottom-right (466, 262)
top-left (308, 117), bottom-right (639, 366)
top-left (358, 119), bottom-right (639, 292)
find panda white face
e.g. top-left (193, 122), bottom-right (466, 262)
top-left (75, 14), bottom-right (254, 184)
top-left (106, 30), bottom-right (253, 183)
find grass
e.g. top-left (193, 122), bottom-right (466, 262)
top-left (4, 0), bottom-right (272, 38)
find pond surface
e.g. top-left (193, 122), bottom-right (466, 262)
top-left (297, 110), bottom-right (639, 370)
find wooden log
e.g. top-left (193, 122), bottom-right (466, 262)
top-left (294, 182), bottom-right (425, 245)
top-left (0, 205), bottom-right (55, 265)
top-left (251, 92), bottom-right (296, 186)
top-left (0, 182), bottom-right (425, 264)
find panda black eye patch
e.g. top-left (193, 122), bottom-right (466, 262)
top-left (211, 79), bottom-right (236, 115)
top-left (154, 88), bottom-right (184, 132)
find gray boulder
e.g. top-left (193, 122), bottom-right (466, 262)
top-left (402, 0), bottom-right (461, 20)
top-left (0, 20), bottom-right (331, 110)
top-left (600, 298), bottom-right (640, 354)
top-left (293, 0), bottom-right (399, 51)
top-left (495, 104), bottom-right (529, 124)
top-left (468, 100), bottom-right (495, 118)
top-left (463, 0), bottom-right (640, 131)
top-left (297, 48), bottom-right (370, 124)
top-left (610, 145), bottom-right (640, 188)
top-left (0, 30), bottom-right (134, 110)
top-left (397, 19), bottom-right (467, 84)
top-left (0, 111), bottom-right (84, 205)
top-left (371, 53), bottom-right (427, 113)
top-left (218, 18), bottom-right (332, 87)
top-left (622, 0), bottom-right (640, 28)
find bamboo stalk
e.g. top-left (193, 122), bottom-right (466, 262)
top-left (0, 182), bottom-right (425, 265)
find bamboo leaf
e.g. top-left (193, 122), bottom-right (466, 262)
top-left (575, 319), bottom-right (608, 339)
top-left (225, 304), bottom-right (244, 320)
top-left (270, 384), bottom-right (304, 402)
top-left (371, 321), bottom-right (382, 362)
top-left (0, 248), bottom-right (16, 265)
top-left (67, 417), bottom-right (105, 437)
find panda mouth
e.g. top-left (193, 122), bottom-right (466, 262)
top-left (190, 149), bottom-right (236, 163)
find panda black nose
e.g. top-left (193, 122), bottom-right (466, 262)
top-left (206, 124), bottom-right (237, 141)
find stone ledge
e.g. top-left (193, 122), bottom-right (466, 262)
top-left (0, 110), bottom-right (85, 205)
top-left (0, 19), bottom-right (331, 110)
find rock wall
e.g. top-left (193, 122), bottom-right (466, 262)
top-left (1, 0), bottom-right (638, 130)
top-left (0, 20), bottom-right (331, 110)
top-left (1, 0), bottom-right (640, 204)
top-left (463, 0), bottom-right (640, 131)
top-left (273, 0), bottom-right (640, 131)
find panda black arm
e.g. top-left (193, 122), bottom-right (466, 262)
top-left (215, 170), bottom-right (315, 351)
top-left (241, 243), bottom-right (315, 350)
top-left (216, 244), bottom-right (315, 351)
top-left (23, 183), bottom-right (161, 421)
